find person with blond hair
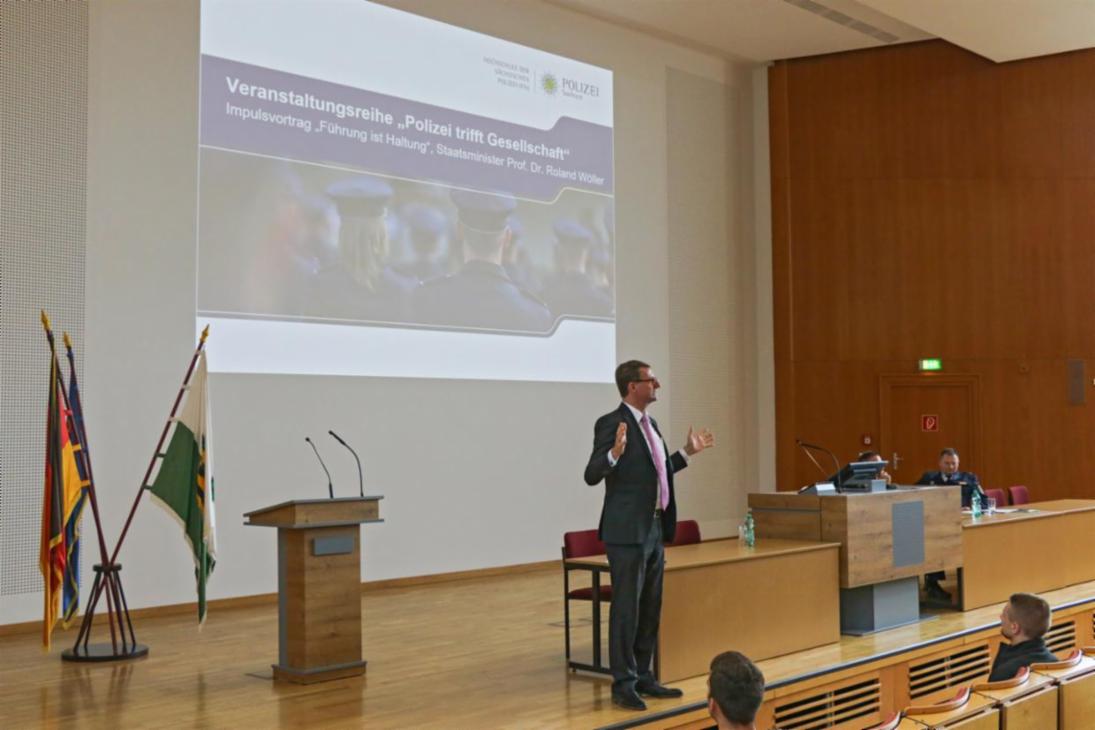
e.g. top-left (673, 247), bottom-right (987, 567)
top-left (319, 175), bottom-right (414, 322)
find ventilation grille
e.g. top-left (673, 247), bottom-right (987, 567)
top-left (1046, 620), bottom-right (1077, 655)
top-left (772, 677), bottom-right (881, 729)
top-left (909, 645), bottom-right (992, 699)
top-left (782, 0), bottom-right (900, 43)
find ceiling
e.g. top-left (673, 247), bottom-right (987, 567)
top-left (547, 0), bottom-right (1095, 64)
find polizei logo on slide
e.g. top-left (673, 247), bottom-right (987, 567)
top-left (540, 72), bottom-right (558, 95)
top-left (541, 71), bottom-right (599, 100)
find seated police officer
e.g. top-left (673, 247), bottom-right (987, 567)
top-left (916, 447), bottom-right (984, 603)
top-left (916, 447), bottom-right (985, 509)
top-left (414, 189), bottom-right (552, 333)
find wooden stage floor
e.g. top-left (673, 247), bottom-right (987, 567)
top-left (2, 565), bottom-right (1094, 729)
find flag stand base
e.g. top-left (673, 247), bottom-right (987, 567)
top-left (63, 563), bottom-right (147, 663)
top-left (62, 642), bottom-right (149, 662)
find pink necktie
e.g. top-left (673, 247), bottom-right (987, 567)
top-left (640, 414), bottom-right (669, 510)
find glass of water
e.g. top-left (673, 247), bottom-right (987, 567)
top-left (986, 497), bottom-right (997, 514)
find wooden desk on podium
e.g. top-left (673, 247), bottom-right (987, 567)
top-left (244, 496), bottom-right (383, 684)
top-left (749, 488), bottom-right (961, 634)
top-left (961, 499), bottom-right (1095, 610)
top-left (565, 538), bottom-right (841, 682)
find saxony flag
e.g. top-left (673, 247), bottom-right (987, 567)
top-left (148, 350), bottom-right (216, 624)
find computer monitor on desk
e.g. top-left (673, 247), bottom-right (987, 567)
top-left (832, 460), bottom-right (890, 492)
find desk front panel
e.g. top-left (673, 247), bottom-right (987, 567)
top-left (658, 542), bottom-right (840, 682)
top-left (961, 501), bottom-right (1095, 610)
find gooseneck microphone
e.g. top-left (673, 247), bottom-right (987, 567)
top-left (796, 439), bottom-right (843, 491)
top-left (329, 430), bottom-right (364, 498)
top-left (305, 436), bottom-right (334, 499)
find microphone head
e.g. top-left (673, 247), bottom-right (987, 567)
top-left (305, 436), bottom-right (312, 443)
top-left (328, 430), bottom-right (336, 436)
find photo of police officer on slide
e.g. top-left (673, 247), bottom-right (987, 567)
top-left (197, 151), bottom-right (615, 334)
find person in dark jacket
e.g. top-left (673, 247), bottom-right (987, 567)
top-left (916, 447), bottom-right (985, 509)
top-left (316, 176), bottom-right (416, 323)
top-left (917, 447), bottom-right (983, 602)
top-left (415, 189), bottom-right (551, 333)
top-left (583, 360), bottom-right (715, 711)
top-left (539, 218), bottom-right (612, 319)
top-left (988, 592), bottom-right (1059, 681)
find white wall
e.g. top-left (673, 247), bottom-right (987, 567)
top-left (1, 0), bottom-right (772, 624)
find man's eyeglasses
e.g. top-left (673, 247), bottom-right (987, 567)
top-left (632, 378), bottom-right (658, 384)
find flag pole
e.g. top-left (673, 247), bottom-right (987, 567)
top-left (56, 333), bottom-right (113, 583)
top-left (109, 325), bottom-right (210, 565)
top-left (41, 313), bottom-right (124, 658)
top-left (60, 329), bottom-right (125, 657)
top-left (40, 313), bottom-right (144, 661)
top-left (47, 321), bottom-right (209, 661)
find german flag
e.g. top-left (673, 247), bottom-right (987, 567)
top-left (40, 356), bottom-right (83, 649)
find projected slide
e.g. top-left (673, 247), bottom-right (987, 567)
top-left (197, 1), bottom-right (615, 381)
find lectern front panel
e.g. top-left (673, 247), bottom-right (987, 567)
top-left (277, 525), bottom-right (363, 678)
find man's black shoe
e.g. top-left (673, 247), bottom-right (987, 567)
top-left (925, 582), bottom-right (952, 603)
top-left (611, 687), bottom-right (647, 711)
top-left (636, 681), bottom-right (684, 699)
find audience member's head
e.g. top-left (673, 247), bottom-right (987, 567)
top-left (1000, 593), bottom-right (1051, 643)
top-left (708, 651), bottom-right (765, 729)
top-left (939, 447), bottom-right (960, 475)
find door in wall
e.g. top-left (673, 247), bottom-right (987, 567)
top-left (879, 374), bottom-right (980, 485)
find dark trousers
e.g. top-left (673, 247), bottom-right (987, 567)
top-left (605, 517), bottom-right (663, 689)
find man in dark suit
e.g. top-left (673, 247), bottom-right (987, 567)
top-left (584, 360), bottom-right (715, 710)
top-left (916, 447), bottom-right (983, 602)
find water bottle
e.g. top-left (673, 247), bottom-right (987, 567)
top-left (971, 491), bottom-right (982, 518)
top-left (744, 509), bottom-right (756, 548)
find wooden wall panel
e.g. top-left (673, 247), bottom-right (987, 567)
top-left (772, 40), bottom-right (1095, 498)
top-left (787, 359), bottom-right (1095, 500)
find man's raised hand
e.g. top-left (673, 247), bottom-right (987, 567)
top-left (684, 426), bottom-right (715, 456)
top-left (610, 421), bottom-right (628, 461)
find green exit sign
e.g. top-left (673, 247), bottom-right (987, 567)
top-left (919, 358), bottom-right (943, 372)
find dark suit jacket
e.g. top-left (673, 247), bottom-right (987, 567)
top-left (916, 470), bottom-right (983, 508)
top-left (584, 403), bottom-right (687, 544)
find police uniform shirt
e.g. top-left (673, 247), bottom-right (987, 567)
top-left (414, 260), bottom-right (552, 332)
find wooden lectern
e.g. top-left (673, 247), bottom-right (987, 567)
top-left (748, 487), bottom-right (961, 634)
top-left (244, 496), bottom-right (382, 684)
